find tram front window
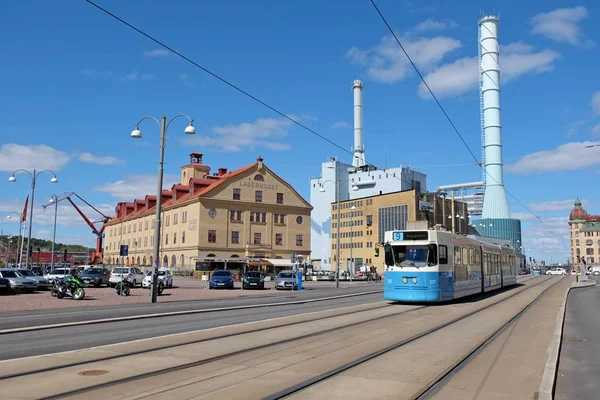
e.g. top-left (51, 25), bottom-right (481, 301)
top-left (390, 245), bottom-right (437, 268)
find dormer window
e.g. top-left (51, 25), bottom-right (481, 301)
top-left (254, 174), bottom-right (264, 181)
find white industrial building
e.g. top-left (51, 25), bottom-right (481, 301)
top-left (309, 80), bottom-right (427, 270)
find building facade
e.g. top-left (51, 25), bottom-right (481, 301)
top-left (310, 157), bottom-right (427, 270)
top-left (569, 198), bottom-right (600, 266)
top-left (103, 153), bottom-right (312, 272)
top-left (329, 189), bottom-right (468, 275)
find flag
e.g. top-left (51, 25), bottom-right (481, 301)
top-left (21, 195), bottom-right (28, 223)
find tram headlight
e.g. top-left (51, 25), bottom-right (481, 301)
top-left (412, 278), bottom-right (418, 284)
top-left (402, 277), bottom-right (408, 284)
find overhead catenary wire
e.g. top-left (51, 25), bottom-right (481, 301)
top-left (368, 0), bottom-right (567, 248)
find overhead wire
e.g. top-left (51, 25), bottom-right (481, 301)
top-left (368, 0), bottom-right (568, 249)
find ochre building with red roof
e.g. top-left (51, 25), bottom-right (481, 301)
top-left (569, 198), bottom-right (600, 266)
top-left (103, 152), bottom-right (312, 273)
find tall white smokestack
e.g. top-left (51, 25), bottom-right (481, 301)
top-left (479, 16), bottom-right (510, 219)
top-left (352, 79), bottom-right (366, 168)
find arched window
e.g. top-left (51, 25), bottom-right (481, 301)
top-left (163, 255), bottom-right (168, 268)
top-left (171, 255), bottom-right (177, 268)
top-left (253, 174), bottom-right (264, 181)
top-left (180, 254), bottom-right (185, 268)
top-left (586, 239), bottom-right (593, 246)
top-left (143, 256), bottom-right (147, 265)
top-left (576, 239), bottom-right (580, 246)
top-left (231, 254), bottom-right (239, 258)
top-left (207, 253), bottom-right (216, 257)
top-left (149, 256), bottom-right (153, 267)
top-left (137, 256), bottom-right (141, 265)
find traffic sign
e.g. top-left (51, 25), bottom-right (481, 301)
top-left (291, 252), bottom-right (297, 263)
top-left (120, 244), bottom-right (129, 256)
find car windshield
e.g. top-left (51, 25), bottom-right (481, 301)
top-left (84, 269), bottom-right (102, 275)
top-left (17, 270), bottom-right (35, 277)
top-left (212, 271), bottom-right (230, 277)
top-left (1, 270), bottom-right (20, 278)
top-left (278, 272), bottom-right (294, 278)
top-left (113, 268), bottom-right (129, 274)
top-left (245, 272), bottom-right (261, 278)
top-left (51, 269), bottom-right (69, 275)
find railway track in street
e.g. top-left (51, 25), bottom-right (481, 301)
top-left (0, 276), bottom-right (554, 400)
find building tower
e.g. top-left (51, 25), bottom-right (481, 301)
top-left (479, 16), bottom-right (510, 219)
top-left (352, 80), bottom-right (366, 168)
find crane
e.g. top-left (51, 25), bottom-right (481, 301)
top-left (42, 192), bottom-right (111, 264)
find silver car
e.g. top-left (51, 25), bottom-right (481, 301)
top-left (17, 269), bottom-right (51, 290)
top-left (275, 271), bottom-right (297, 290)
top-left (0, 269), bottom-right (38, 292)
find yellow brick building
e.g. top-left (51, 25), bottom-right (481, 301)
top-left (103, 153), bottom-right (312, 273)
top-left (330, 189), bottom-right (469, 274)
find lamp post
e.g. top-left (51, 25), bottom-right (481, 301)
top-left (6, 236), bottom-right (14, 265)
top-left (8, 169), bottom-right (58, 268)
top-left (319, 179), bottom-right (359, 288)
top-left (6, 212), bottom-right (25, 266)
top-left (130, 114), bottom-right (196, 303)
top-left (48, 195), bottom-right (59, 269)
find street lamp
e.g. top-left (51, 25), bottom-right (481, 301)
top-left (48, 195), bottom-right (59, 269)
top-left (6, 213), bottom-right (25, 265)
top-left (319, 179), bottom-right (359, 288)
top-left (131, 114), bottom-right (195, 303)
top-left (8, 169), bottom-right (58, 268)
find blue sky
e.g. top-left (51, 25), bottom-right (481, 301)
top-left (0, 0), bottom-right (598, 264)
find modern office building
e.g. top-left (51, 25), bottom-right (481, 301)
top-left (103, 152), bottom-right (312, 273)
top-left (569, 198), bottom-right (600, 266)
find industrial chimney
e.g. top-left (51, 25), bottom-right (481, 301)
top-left (479, 16), bottom-right (510, 219)
top-left (352, 79), bottom-right (366, 168)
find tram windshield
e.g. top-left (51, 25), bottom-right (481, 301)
top-left (386, 244), bottom-right (437, 268)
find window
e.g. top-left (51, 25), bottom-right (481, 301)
top-left (254, 174), bottom-right (264, 181)
top-left (182, 211), bottom-right (188, 223)
top-left (139, 222), bottom-right (142, 231)
top-left (276, 233), bottom-right (283, 245)
top-left (236, 211), bottom-right (242, 221)
top-left (439, 245), bottom-right (448, 264)
top-left (261, 212), bottom-right (266, 223)
top-left (296, 234), bottom-right (303, 246)
top-left (173, 213), bottom-right (178, 225)
top-left (233, 188), bottom-right (241, 200)
top-left (296, 216), bottom-right (303, 225)
top-left (145, 221), bottom-right (149, 230)
top-left (144, 237), bottom-right (148, 247)
top-left (366, 215), bottom-right (373, 226)
top-left (182, 231), bottom-right (186, 243)
top-left (277, 193), bottom-right (284, 204)
top-left (165, 234), bottom-right (169, 245)
top-left (166, 215), bottom-right (170, 226)
top-left (250, 212), bottom-right (255, 222)
top-left (454, 247), bottom-right (461, 264)
top-left (255, 190), bottom-right (263, 202)
top-left (208, 230), bottom-right (216, 243)
top-left (230, 210), bottom-right (236, 221)
top-left (133, 224), bottom-right (136, 232)
top-left (254, 232), bottom-right (262, 245)
top-left (231, 231), bottom-right (239, 244)
top-left (128, 225), bottom-right (131, 233)
top-left (174, 233), bottom-right (177, 244)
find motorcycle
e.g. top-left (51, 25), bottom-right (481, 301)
top-left (115, 277), bottom-right (132, 296)
top-left (51, 276), bottom-right (85, 300)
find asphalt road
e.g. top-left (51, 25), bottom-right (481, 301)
top-left (0, 290), bottom-right (383, 360)
top-left (0, 283), bottom-right (382, 331)
top-left (555, 277), bottom-right (600, 400)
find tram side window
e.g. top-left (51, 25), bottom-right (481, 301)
top-left (454, 247), bottom-right (461, 265)
top-left (427, 244), bottom-right (438, 266)
top-left (439, 245), bottom-right (448, 264)
top-left (462, 248), bottom-right (469, 266)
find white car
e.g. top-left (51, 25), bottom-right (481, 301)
top-left (109, 267), bottom-right (144, 287)
top-left (546, 267), bottom-right (567, 275)
top-left (142, 269), bottom-right (173, 289)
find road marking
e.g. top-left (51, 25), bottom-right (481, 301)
top-left (0, 300), bottom-right (392, 364)
top-left (0, 290), bottom-right (383, 335)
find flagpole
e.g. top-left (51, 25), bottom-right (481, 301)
top-left (19, 192), bottom-right (29, 266)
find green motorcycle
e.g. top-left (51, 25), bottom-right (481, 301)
top-left (53, 275), bottom-right (86, 300)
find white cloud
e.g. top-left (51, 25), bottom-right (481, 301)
top-left (330, 121), bottom-right (351, 130)
top-left (180, 74), bottom-right (195, 89)
top-left (418, 43), bottom-right (560, 99)
top-left (122, 72), bottom-right (155, 81)
top-left (592, 91), bottom-right (600, 116)
top-left (346, 34), bottom-right (462, 83)
top-left (592, 124), bottom-right (600, 136)
top-left (0, 144), bottom-right (70, 172)
top-left (511, 212), bottom-right (539, 221)
top-left (183, 117), bottom-right (296, 152)
top-left (143, 49), bottom-right (170, 58)
top-left (566, 119), bottom-right (585, 137)
top-left (79, 152), bottom-right (124, 165)
top-left (82, 70), bottom-right (154, 82)
top-left (410, 19), bottom-right (458, 34)
top-left (505, 141), bottom-right (600, 174)
top-left (94, 174), bottom-right (180, 201)
top-left (529, 199), bottom-right (587, 212)
top-left (531, 6), bottom-right (591, 45)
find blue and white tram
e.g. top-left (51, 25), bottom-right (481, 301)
top-left (383, 229), bottom-right (518, 303)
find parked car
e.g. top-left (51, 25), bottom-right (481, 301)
top-left (45, 268), bottom-right (74, 283)
top-left (16, 269), bottom-right (51, 290)
top-left (0, 269), bottom-right (38, 292)
top-left (0, 277), bottom-right (10, 294)
top-left (242, 271), bottom-right (265, 290)
top-left (275, 270), bottom-right (297, 290)
top-left (80, 267), bottom-right (111, 287)
top-left (109, 267), bottom-right (144, 287)
top-left (209, 270), bottom-right (234, 289)
top-left (546, 267), bottom-right (567, 275)
top-left (142, 269), bottom-right (173, 289)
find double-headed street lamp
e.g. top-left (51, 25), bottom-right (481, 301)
top-left (131, 114), bottom-right (196, 303)
top-left (8, 170), bottom-right (58, 268)
top-left (319, 179), bottom-right (359, 288)
top-left (6, 212), bottom-right (25, 265)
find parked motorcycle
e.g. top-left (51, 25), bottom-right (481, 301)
top-left (51, 276), bottom-right (85, 300)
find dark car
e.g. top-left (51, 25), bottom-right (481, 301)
top-left (0, 277), bottom-right (10, 294)
top-left (242, 271), bottom-right (265, 290)
top-left (209, 270), bottom-right (234, 289)
top-left (80, 267), bottom-right (110, 287)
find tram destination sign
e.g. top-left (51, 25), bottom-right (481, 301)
top-left (394, 231), bottom-right (429, 241)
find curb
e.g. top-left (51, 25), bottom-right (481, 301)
top-left (0, 289), bottom-right (382, 335)
top-left (537, 279), bottom-right (596, 399)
